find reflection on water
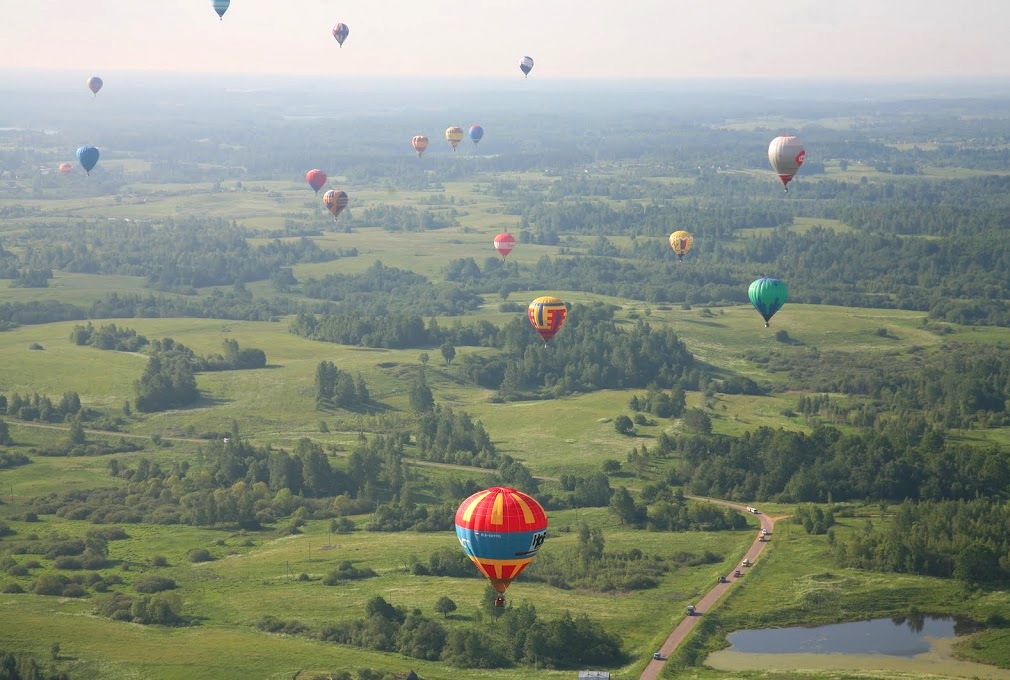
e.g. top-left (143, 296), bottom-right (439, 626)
top-left (725, 616), bottom-right (969, 657)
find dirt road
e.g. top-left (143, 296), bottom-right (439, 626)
top-left (639, 498), bottom-right (782, 680)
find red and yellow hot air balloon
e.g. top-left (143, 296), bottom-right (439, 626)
top-left (455, 487), bottom-right (548, 607)
top-left (411, 135), bottom-right (429, 157)
top-left (58, 163), bottom-right (73, 175)
top-left (445, 126), bottom-right (465, 151)
top-left (322, 189), bottom-right (348, 219)
top-left (305, 169), bottom-right (327, 194)
top-left (669, 230), bottom-right (694, 261)
top-left (527, 296), bottom-right (568, 347)
top-left (493, 232), bottom-right (516, 261)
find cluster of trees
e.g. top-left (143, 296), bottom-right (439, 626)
top-left (608, 487), bottom-right (749, 533)
top-left (314, 361), bottom-right (370, 411)
top-left (96, 591), bottom-right (186, 626)
top-left (457, 304), bottom-right (698, 399)
top-left (349, 204), bottom-right (459, 232)
top-left (0, 651), bottom-right (71, 680)
top-left (671, 425), bottom-right (1010, 503)
top-left (285, 594), bottom-right (624, 669)
top-left (133, 345), bottom-right (198, 413)
top-left (24, 219), bottom-right (338, 292)
top-left (792, 505), bottom-right (836, 535)
top-left (133, 337), bottom-right (266, 412)
top-left (413, 407), bottom-right (496, 467)
top-left (299, 261), bottom-right (483, 318)
top-left (70, 322), bottom-right (149, 352)
top-left (833, 499), bottom-right (1010, 584)
top-left (0, 392), bottom-right (84, 424)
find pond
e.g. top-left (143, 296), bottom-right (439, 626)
top-left (705, 616), bottom-right (1010, 679)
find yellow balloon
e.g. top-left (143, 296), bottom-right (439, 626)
top-left (669, 230), bottom-right (694, 260)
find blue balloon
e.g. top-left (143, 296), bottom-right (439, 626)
top-left (76, 145), bottom-right (100, 176)
top-left (468, 124), bottom-right (484, 145)
top-left (212, 0), bottom-right (229, 19)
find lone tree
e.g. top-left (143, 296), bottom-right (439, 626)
top-left (614, 415), bottom-right (635, 436)
top-left (440, 342), bottom-right (456, 366)
top-left (434, 595), bottom-right (457, 618)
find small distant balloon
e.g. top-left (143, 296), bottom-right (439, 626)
top-left (527, 296), bottom-right (568, 347)
top-left (519, 56), bottom-right (534, 78)
top-left (411, 135), bottom-right (429, 157)
top-left (87, 76), bottom-right (103, 97)
top-left (305, 169), bottom-right (327, 194)
top-left (768, 135), bottom-right (805, 191)
top-left (669, 230), bottom-right (694, 261)
top-left (76, 145), bottom-right (100, 176)
top-left (469, 125), bottom-right (484, 146)
top-left (748, 277), bottom-right (788, 328)
top-left (332, 22), bottom-right (349, 47)
top-left (323, 189), bottom-right (348, 219)
top-left (58, 163), bottom-right (73, 175)
top-left (211, 0), bottom-right (229, 20)
top-left (493, 232), bottom-right (515, 261)
top-left (445, 126), bottom-right (465, 151)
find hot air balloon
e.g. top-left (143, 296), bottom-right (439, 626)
top-left (87, 76), bottom-right (103, 97)
top-left (528, 296), bottom-right (568, 347)
top-left (768, 136), bottom-right (805, 191)
top-left (748, 278), bottom-right (788, 328)
top-left (411, 135), bottom-right (429, 157)
top-left (455, 486), bottom-right (547, 607)
top-left (445, 127), bottom-right (465, 151)
top-left (469, 125), bottom-right (484, 146)
top-left (669, 230), bottom-right (694, 261)
top-left (493, 232), bottom-right (515, 261)
top-left (305, 169), bottom-right (327, 194)
top-left (76, 145), bottom-right (100, 176)
top-left (58, 163), bottom-right (72, 175)
top-left (323, 189), bottom-right (348, 219)
top-left (519, 56), bottom-right (534, 78)
top-left (212, 0), bottom-right (229, 20)
top-left (332, 23), bottom-right (349, 47)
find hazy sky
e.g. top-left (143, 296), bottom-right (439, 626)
top-left (5, 0), bottom-right (1010, 80)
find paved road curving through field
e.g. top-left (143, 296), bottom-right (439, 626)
top-left (639, 497), bottom-right (783, 680)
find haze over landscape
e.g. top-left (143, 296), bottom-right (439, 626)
top-left (3, 2), bottom-right (1010, 680)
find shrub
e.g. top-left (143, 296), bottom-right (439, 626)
top-left (151, 555), bottom-right (169, 567)
top-left (188, 548), bottom-right (213, 563)
top-left (134, 576), bottom-right (177, 594)
top-left (1, 583), bottom-right (25, 594)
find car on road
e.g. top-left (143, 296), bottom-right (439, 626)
top-left (734, 569), bottom-right (742, 577)
top-left (686, 605), bottom-right (696, 616)
top-left (653, 652), bottom-right (662, 660)
top-left (742, 559), bottom-right (751, 567)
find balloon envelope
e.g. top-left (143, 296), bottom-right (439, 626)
top-left (305, 169), bottom-right (327, 193)
top-left (454, 487), bottom-right (547, 595)
top-left (493, 232), bottom-right (515, 260)
top-left (323, 189), bottom-right (348, 219)
top-left (528, 296), bottom-right (568, 345)
top-left (58, 163), bottom-right (72, 175)
top-left (519, 56), bottom-right (534, 77)
top-left (411, 135), bottom-right (429, 157)
top-left (212, 0), bottom-right (229, 19)
top-left (768, 136), bottom-right (805, 189)
top-left (748, 278), bottom-right (788, 326)
top-left (332, 22), bottom-right (349, 46)
top-left (76, 145), bottom-right (100, 175)
top-left (469, 125), bottom-right (484, 145)
top-left (87, 76), bottom-right (103, 96)
top-left (445, 126), bottom-right (465, 151)
top-left (669, 230), bottom-right (694, 259)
